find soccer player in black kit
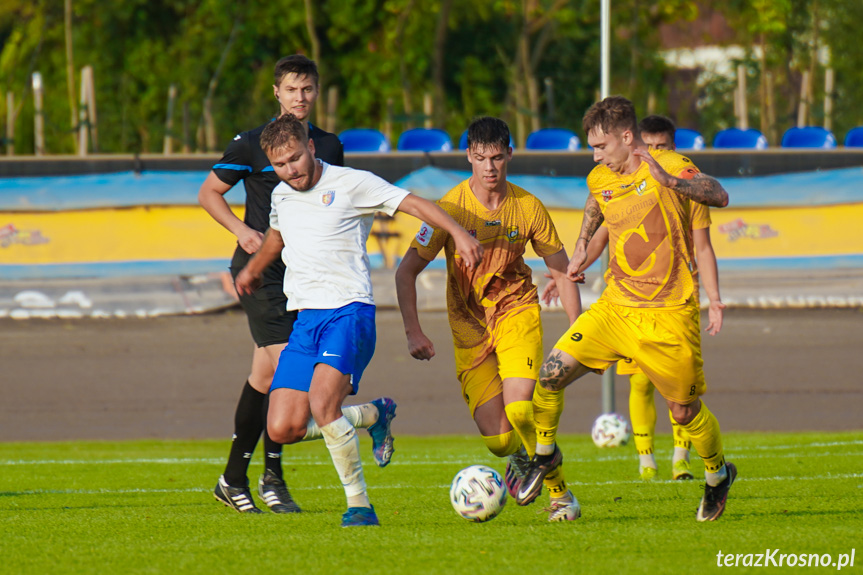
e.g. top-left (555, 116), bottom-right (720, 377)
top-left (199, 55), bottom-right (397, 514)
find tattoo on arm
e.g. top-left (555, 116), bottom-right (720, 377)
top-left (539, 350), bottom-right (573, 391)
top-left (673, 173), bottom-right (729, 207)
top-left (578, 195), bottom-right (604, 243)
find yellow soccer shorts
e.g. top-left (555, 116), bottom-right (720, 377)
top-left (616, 356), bottom-right (642, 376)
top-left (553, 298), bottom-right (706, 405)
top-left (456, 305), bottom-right (544, 416)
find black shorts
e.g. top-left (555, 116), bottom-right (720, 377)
top-left (230, 248), bottom-right (297, 347)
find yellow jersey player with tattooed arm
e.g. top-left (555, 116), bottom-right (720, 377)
top-left (541, 114), bottom-right (725, 482)
top-left (395, 117), bottom-right (583, 521)
top-left (518, 96), bottom-right (736, 522)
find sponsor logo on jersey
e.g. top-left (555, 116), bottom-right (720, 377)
top-left (416, 222), bottom-right (433, 246)
top-left (602, 189), bottom-right (614, 202)
top-left (485, 220), bottom-right (501, 226)
top-left (233, 134), bottom-right (241, 141)
top-left (320, 190), bottom-right (335, 206)
top-left (636, 180), bottom-right (647, 195)
top-left (506, 225), bottom-right (519, 242)
top-left (468, 229), bottom-right (477, 237)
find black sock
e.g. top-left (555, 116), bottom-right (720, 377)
top-left (223, 381), bottom-right (266, 486)
top-left (262, 393), bottom-right (284, 479)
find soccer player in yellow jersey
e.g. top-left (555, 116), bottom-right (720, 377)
top-left (517, 96), bottom-right (736, 522)
top-left (396, 117), bottom-right (583, 521)
top-left (541, 115), bottom-right (726, 482)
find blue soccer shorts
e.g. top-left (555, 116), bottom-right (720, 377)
top-left (271, 302), bottom-right (376, 395)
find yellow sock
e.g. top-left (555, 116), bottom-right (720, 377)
top-left (681, 401), bottom-right (725, 473)
top-left (504, 400), bottom-right (536, 458)
top-left (533, 382), bottom-right (564, 452)
top-left (628, 373), bottom-right (656, 456)
top-left (543, 462), bottom-right (568, 499)
top-left (481, 429), bottom-right (521, 458)
top-left (669, 408), bottom-right (692, 450)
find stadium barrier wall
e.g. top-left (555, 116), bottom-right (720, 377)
top-left (2, 165), bottom-right (863, 280)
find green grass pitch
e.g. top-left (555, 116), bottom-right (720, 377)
top-left (2, 432), bottom-right (861, 574)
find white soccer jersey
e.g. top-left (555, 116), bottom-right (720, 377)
top-left (269, 162), bottom-right (409, 310)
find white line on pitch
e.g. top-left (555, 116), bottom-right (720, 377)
top-left (4, 471), bottom-right (862, 498)
top-left (2, 448), bottom-right (862, 467)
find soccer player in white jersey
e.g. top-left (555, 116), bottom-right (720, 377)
top-left (234, 114), bottom-right (482, 527)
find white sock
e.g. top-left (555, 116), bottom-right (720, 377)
top-left (672, 447), bottom-right (690, 464)
top-left (706, 464), bottom-right (728, 487)
top-left (536, 442), bottom-right (555, 456)
top-left (320, 416), bottom-right (370, 508)
top-left (303, 403), bottom-right (379, 441)
top-left (639, 453), bottom-right (657, 470)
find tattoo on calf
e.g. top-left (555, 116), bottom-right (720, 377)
top-left (540, 350), bottom-right (571, 392)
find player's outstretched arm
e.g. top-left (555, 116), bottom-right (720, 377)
top-left (198, 171), bottom-right (264, 254)
top-left (234, 229), bottom-right (284, 296)
top-left (543, 249), bottom-right (582, 324)
top-left (693, 227), bottom-right (725, 335)
top-left (396, 194), bottom-right (483, 268)
top-left (394, 248), bottom-right (436, 360)
top-left (632, 148), bottom-right (729, 207)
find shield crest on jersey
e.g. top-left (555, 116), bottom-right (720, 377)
top-left (506, 225), bottom-right (519, 242)
top-left (321, 191), bottom-right (335, 206)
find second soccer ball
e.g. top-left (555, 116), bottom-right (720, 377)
top-left (591, 412), bottom-right (632, 448)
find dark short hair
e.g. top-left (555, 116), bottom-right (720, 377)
top-left (260, 114), bottom-right (308, 155)
top-left (582, 96), bottom-right (638, 137)
top-left (639, 115), bottom-right (676, 141)
top-left (274, 54), bottom-right (319, 87)
top-left (466, 116), bottom-right (511, 153)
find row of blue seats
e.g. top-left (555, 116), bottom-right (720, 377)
top-left (338, 126), bottom-right (863, 153)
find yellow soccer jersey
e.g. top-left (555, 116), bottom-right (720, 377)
top-left (411, 180), bottom-right (563, 352)
top-left (587, 149), bottom-right (703, 307)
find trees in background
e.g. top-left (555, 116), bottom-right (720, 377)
top-left (0, 0), bottom-right (860, 154)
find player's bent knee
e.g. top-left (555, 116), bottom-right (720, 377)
top-left (668, 399), bottom-right (700, 426)
top-left (267, 419), bottom-right (306, 445)
top-left (482, 430), bottom-right (520, 457)
top-left (268, 425), bottom-right (305, 445)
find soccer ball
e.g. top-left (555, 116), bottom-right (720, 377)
top-left (449, 464), bottom-right (507, 522)
top-left (591, 412), bottom-right (632, 448)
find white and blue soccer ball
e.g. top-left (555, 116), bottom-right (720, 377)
top-left (591, 412), bottom-right (632, 448)
top-left (449, 464), bottom-right (507, 522)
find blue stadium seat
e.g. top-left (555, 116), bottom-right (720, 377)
top-left (780, 126), bottom-right (837, 149)
top-left (396, 128), bottom-right (453, 152)
top-left (674, 128), bottom-right (705, 150)
top-left (458, 129), bottom-right (516, 150)
top-left (713, 128), bottom-right (768, 149)
top-left (843, 127), bottom-right (863, 147)
top-left (339, 129), bottom-right (390, 153)
top-left (525, 128), bottom-right (580, 151)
